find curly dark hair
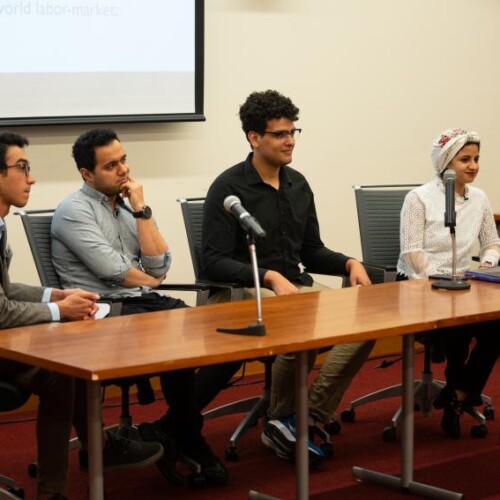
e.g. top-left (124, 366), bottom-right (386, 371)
top-left (72, 128), bottom-right (119, 172)
top-left (0, 131), bottom-right (29, 172)
top-left (239, 90), bottom-right (299, 136)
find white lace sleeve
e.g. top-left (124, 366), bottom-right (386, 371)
top-left (400, 191), bottom-right (435, 278)
top-left (479, 200), bottom-right (500, 266)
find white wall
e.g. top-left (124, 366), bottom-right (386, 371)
top-left (7, 0), bottom-right (500, 303)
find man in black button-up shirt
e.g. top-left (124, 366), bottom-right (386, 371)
top-left (195, 90), bottom-right (374, 464)
top-left (202, 153), bottom-right (353, 287)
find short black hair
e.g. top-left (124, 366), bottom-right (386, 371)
top-left (0, 131), bottom-right (29, 172)
top-left (72, 128), bottom-right (119, 172)
top-left (239, 90), bottom-right (299, 136)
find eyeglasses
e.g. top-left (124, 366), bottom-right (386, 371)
top-left (263, 128), bottom-right (302, 140)
top-left (6, 160), bottom-right (31, 177)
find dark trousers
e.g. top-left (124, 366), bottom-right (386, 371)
top-left (0, 361), bottom-right (73, 496)
top-left (121, 293), bottom-right (204, 446)
top-left (397, 273), bottom-right (499, 402)
top-left (73, 293), bottom-right (205, 450)
top-left (441, 320), bottom-right (500, 401)
top-left (195, 361), bottom-right (243, 411)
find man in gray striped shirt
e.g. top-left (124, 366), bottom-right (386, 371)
top-left (51, 128), bottom-right (227, 486)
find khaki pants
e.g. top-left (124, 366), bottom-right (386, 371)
top-left (209, 283), bottom-right (374, 424)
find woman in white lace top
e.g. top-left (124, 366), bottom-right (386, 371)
top-left (398, 128), bottom-right (500, 439)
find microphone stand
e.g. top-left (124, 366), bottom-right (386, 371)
top-left (217, 232), bottom-right (266, 336)
top-left (432, 226), bottom-right (470, 290)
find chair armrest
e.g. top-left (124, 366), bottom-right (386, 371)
top-left (195, 279), bottom-right (243, 290)
top-left (361, 262), bottom-right (398, 284)
top-left (157, 283), bottom-right (211, 293)
top-left (195, 280), bottom-right (245, 301)
top-left (157, 281), bottom-right (245, 304)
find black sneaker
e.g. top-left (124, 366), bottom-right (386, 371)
top-left (433, 385), bottom-right (454, 409)
top-left (440, 391), bottom-right (463, 439)
top-left (139, 421), bottom-right (186, 486)
top-left (139, 421), bottom-right (228, 486)
top-left (180, 439), bottom-right (228, 486)
top-left (79, 430), bottom-right (163, 471)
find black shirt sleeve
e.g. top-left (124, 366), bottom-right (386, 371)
top-left (201, 175), bottom-right (268, 286)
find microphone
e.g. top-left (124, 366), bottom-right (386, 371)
top-left (444, 170), bottom-right (456, 228)
top-left (432, 168), bottom-right (470, 290)
top-left (223, 195), bottom-right (267, 240)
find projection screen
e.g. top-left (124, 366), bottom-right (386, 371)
top-left (0, 0), bottom-right (204, 125)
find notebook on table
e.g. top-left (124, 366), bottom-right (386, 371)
top-left (464, 266), bottom-right (500, 283)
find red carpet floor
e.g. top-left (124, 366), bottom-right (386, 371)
top-left (1, 353), bottom-right (499, 499)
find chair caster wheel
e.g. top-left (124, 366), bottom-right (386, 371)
top-left (225, 446), bottom-right (239, 461)
top-left (320, 441), bottom-right (334, 458)
top-left (470, 424), bottom-right (487, 438)
top-left (188, 472), bottom-right (207, 487)
top-left (8, 487), bottom-right (24, 499)
top-left (382, 426), bottom-right (397, 442)
top-left (483, 405), bottom-right (494, 420)
top-left (341, 409), bottom-right (355, 423)
top-left (27, 463), bottom-right (37, 478)
top-left (324, 419), bottom-right (341, 435)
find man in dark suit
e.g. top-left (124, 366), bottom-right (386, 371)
top-left (0, 132), bottom-right (162, 499)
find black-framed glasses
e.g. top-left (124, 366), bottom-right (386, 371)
top-left (263, 128), bottom-right (302, 140)
top-left (6, 160), bottom-right (31, 177)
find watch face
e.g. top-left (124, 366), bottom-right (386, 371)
top-left (142, 205), bottom-right (152, 219)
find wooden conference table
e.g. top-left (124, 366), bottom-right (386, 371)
top-left (1, 279), bottom-right (500, 500)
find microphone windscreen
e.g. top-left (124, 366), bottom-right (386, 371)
top-left (223, 195), bottom-right (240, 213)
top-left (443, 170), bottom-right (456, 181)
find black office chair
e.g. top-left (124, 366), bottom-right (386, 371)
top-left (177, 197), bottom-right (276, 460)
top-left (340, 185), bottom-right (493, 441)
top-left (0, 377), bottom-right (30, 499)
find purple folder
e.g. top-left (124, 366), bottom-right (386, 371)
top-left (464, 267), bottom-right (500, 283)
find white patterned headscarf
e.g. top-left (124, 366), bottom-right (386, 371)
top-left (430, 128), bottom-right (480, 175)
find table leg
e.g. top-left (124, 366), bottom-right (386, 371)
top-left (296, 350), bottom-right (309, 500)
top-left (87, 380), bottom-right (104, 500)
top-left (401, 331), bottom-right (415, 487)
top-left (247, 350), bottom-right (309, 500)
top-left (352, 334), bottom-right (464, 499)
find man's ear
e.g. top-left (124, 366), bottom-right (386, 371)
top-left (247, 131), bottom-right (259, 150)
top-left (79, 167), bottom-right (91, 182)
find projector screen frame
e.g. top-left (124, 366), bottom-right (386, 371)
top-left (0, 0), bottom-right (205, 127)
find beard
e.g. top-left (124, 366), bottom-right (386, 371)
top-left (95, 183), bottom-right (123, 198)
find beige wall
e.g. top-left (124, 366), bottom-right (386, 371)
top-left (6, 0), bottom-right (500, 303)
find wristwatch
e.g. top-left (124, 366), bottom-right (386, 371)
top-left (132, 205), bottom-right (152, 219)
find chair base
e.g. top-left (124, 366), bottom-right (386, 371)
top-left (228, 392), bottom-right (269, 450)
top-left (342, 370), bottom-right (493, 439)
top-left (203, 390), bottom-right (270, 461)
top-left (0, 474), bottom-right (24, 499)
top-left (203, 395), bottom-right (263, 420)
